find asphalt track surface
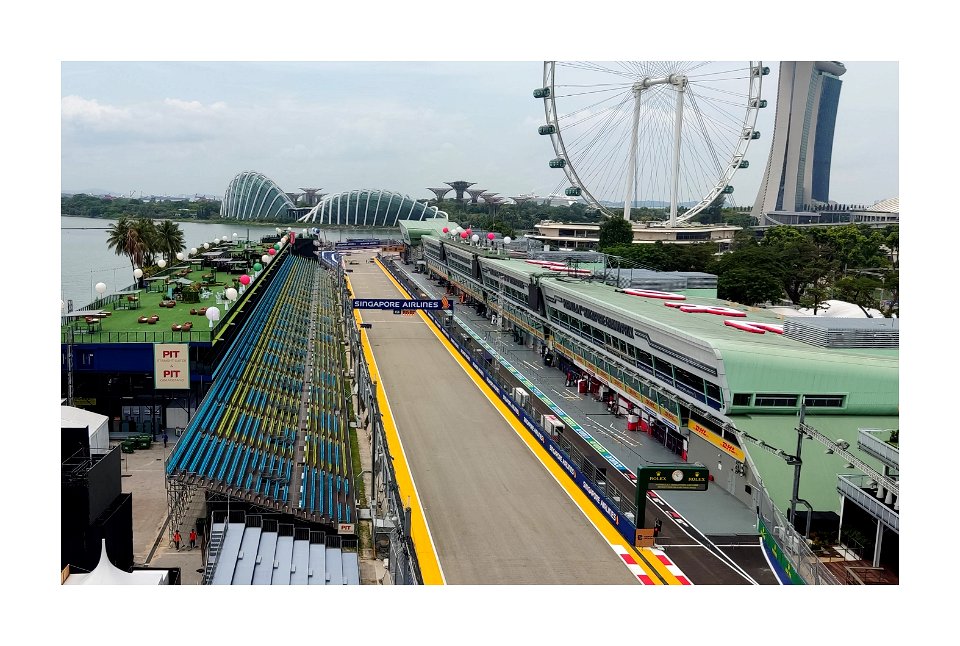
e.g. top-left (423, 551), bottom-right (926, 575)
top-left (347, 254), bottom-right (639, 584)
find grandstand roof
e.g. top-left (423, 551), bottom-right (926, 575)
top-left (207, 519), bottom-right (359, 585)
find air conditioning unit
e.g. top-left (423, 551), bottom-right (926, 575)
top-left (513, 387), bottom-right (530, 408)
top-left (541, 414), bottom-right (564, 437)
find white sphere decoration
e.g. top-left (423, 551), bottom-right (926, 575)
top-left (95, 282), bottom-right (107, 295)
top-left (232, 233), bottom-right (237, 238)
top-left (157, 259), bottom-right (167, 268)
top-left (191, 248), bottom-right (198, 255)
top-left (176, 252), bottom-right (184, 261)
top-left (472, 234), bottom-right (480, 243)
top-left (263, 256), bottom-right (271, 264)
top-left (504, 236), bottom-right (512, 244)
top-left (261, 254), bottom-right (270, 263)
top-left (214, 237), bottom-right (220, 244)
top-left (133, 268), bottom-right (143, 279)
top-left (203, 243), bottom-right (210, 249)
top-left (225, 287), bottom-right (238, 301)
top-left (206, 306), bottom-right (221, 322)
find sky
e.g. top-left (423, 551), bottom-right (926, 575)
top-left (61, 60), bottom-right (898, 207)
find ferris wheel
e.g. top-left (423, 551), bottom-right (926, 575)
top-left (536, 61), bottom-right (768, 223)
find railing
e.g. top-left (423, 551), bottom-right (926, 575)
top-left (753, 467), bottom-right (841, 585)
top-left (338, 262), bottom-right (420, 585)
top-left (857, 428), bottom-right (899, 468)
top-left (837, 474), bottom-right (899, 532)
top-left (62, 329), bottom-right (214, 344)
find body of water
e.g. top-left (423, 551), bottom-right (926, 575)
top-left (60, 216), bottom-right (394, 310)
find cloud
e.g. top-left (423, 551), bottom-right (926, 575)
top-left (61, 95), bottom-right (132, 127)
top-left (62, 95), bottom-right (231, 144)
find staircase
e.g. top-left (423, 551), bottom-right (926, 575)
top-left (202, 528), bottom-right (225, 585)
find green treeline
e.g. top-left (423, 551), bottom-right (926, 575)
top-left (599, 219), bottom-right (899, 316)
top-left (62, 194), bottom-right (221, 220)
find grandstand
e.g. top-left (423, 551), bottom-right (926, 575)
top-left (166, 253), bottom-right (354, 530)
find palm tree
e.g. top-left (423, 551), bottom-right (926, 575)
top-left (106, 216), bottom-right (149, 272)
top-left (106, 217), bottom-right (133, 268)
top-left (131, 218), bottom-right (159, 266)
top-left (155, 220), bottom-right (186, 266)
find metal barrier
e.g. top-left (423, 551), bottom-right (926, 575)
top-left (753, 472), bottom-right (841, 585)
top-left (335, 260), bottom-right (420, 585)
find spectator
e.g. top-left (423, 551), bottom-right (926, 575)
top-left (173, 530), bottom-right (182, 551)
top-left (189, 529), bottom-right (197, 550)
top-left (162, 432), bottom-right (169, 448)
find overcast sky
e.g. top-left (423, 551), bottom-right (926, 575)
top-left (61, 60), bottom-right (898, 207)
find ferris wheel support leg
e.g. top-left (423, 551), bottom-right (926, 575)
top-left (623, 88), bottom-right (643, 222)
top-left (670, 79), bottom-right (686, 227)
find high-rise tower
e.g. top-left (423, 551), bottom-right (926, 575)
top-left (752, 61), bottom-right (846, 224)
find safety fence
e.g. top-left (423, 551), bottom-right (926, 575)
top-left (334, 260), bottom-right (420, 585)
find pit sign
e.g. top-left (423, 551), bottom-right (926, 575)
top-left (154, 343), bottom-right (190, 389)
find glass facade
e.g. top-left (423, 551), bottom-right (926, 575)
top-left (304, 190), bottom-right (448, 226)
top-left (812, 75), bottom-right (842, 203)
top-left (222, 171), bottom-right (296, 221)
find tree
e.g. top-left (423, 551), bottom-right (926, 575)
top-left (598, 216), bottom-right (634, 250)
top-left (132, 218), bottom-right (160, 266)
top-left (760, 227), bottom-right (837, 304)
top-left (834, 275), bottom-right (883, 317)
top-left (879, 271), bottom-right (898, 318)
top-left (799, 282), bottom-right (832, 315)
top-left (155, 220), bottom-right (186, 266)
top-left (714, 245), bottom-right (786, 305)
top-left (106, 216), bottom-right (151, 272)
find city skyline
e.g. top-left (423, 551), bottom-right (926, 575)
top-left (61, 61), bottom-right (898, 209)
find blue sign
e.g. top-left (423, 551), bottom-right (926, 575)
top-left (352, 298), bottom-right (452, 311)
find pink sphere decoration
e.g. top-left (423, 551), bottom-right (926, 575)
top-left (460, 231), bottom-right (468, 239)
top-left (487, 232), bottom-right (496, 240)
top-left (268, 248), bottom-right (276, 255)
top-left (466, 228), bottom-right (472, 235)
top-left (442, 227), bottom-right (449, 233)
top-left (239, 274), bottom-right (251, 286)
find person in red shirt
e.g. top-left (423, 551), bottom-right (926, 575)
top-left (173, 530), bottom-right (182, 551)
top-left (189, 529), bottom-right (197, 550)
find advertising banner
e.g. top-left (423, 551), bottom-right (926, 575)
top-left (688, 419), bottom-right (745, 461)
top-left (352, 297), bottom-right (451, 310)
top-left (154, 343), bottom-right (190, 389)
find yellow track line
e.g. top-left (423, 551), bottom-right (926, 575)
top-left (345, 274), bottom-right (446, 585)
top-left (372, 257), bottom-right (681, 585)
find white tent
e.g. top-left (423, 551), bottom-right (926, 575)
top-left (64, 540), bottom-right (168, 585)
top-left (61, 405), bottom-right (110, 453)
top-left (765, 299), bottom-right (888, 319)
top-left (796, 299), bottom-right (885, 318)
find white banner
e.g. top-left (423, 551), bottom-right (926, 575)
top-left (154, 343), bottom-right (190, 389)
